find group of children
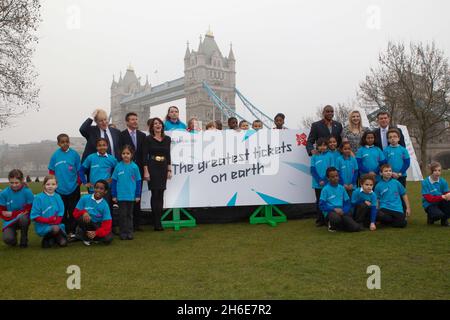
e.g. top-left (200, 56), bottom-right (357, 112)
top-left (0, 133), bottom-right (142, 248)
top-left (312, 128), bottom-right (449, 232)
top-left (0, 123), bottom-right (448, 248)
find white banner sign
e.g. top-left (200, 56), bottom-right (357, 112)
top-left (141, 129), bottom-right (315, 209)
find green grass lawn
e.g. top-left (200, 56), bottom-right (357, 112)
top-left (0, 172), bottom-right (449, 299)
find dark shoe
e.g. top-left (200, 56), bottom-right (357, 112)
top-left (127, 233), bottom-right (134, 240)
top-left (427, 216), bottom-right (434, 225)
top-left (119, 234), bottom-right (128, 240)
top-left (315, 220), bottom-right (326, 227)
top-left (56, 232), bottom-right (67, 247)
top-left (19, 242), bottom-right (28, 248)
top-left (441, 219), bottom-right (449, 227)
top-left (41, 237), bottom-right (51, 249)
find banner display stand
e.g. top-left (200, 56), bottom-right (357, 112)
top-left (249, 205), bottom-right (287, 227)
top-left (161, 208), bottom-right (197, 231)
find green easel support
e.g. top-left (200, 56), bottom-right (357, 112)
top-left (161, 208), bottom-right (197, 231)
top-left (249, 205), bottom-right (287, 227)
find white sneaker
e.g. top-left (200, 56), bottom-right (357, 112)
top-left (83, 240), bottom-right (91, 246)
top-left (328, 222), bottom-right (336, 232)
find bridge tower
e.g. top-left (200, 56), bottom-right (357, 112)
top-left (184, 30), bottom-right (236, 127)
top-left (110, 65), bottom-right (150, 130)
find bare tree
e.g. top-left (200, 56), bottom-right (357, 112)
top-left (300, 103), bottom-right (352, 129)
top-left (0, 0), bottom-right (41, 128)
top-left (359, 41), bottom-right (450, 172)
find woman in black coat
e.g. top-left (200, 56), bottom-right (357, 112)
top-left (142, 118), bottom-right (172, 231)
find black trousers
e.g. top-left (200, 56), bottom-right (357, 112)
top-left (353, 203), bottom-right (372, 228)
top-left (425, 201), bottom-right (450, 222)
top-left (118, 201), bottom-right (134, 236)
top-left (327, 212), bottom-right (361, 232)
top-left (58, 186), bottom-right (80, 234)
top-left (133, 181), bottom-right (143, 229)
top-left (378, 208), bottom-right (407, 228)
top-left (76, 217), bottom-right (113, 244)
top-left (314, 188), bottom-right (324, 223)
top-left (151, 189), bottom-right (165, 229)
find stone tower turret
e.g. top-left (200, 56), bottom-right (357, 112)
top-left (184, 30), bottom-right (236, 127)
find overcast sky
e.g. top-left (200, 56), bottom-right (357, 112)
top-left (1, 0), bottom-right (450, 144)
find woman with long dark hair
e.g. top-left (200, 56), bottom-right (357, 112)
top-left (164, 106), bottom-right (187, 131)
top-left (142, 118), bottom-right (172, 231)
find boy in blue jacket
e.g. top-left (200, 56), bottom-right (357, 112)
top-left (319, 167), bottom-right (362, 232)
top-left (384, 128), bottom-right (410, 188)
top-left (375, 164), bottom-right (411, 228)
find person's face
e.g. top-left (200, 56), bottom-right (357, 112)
top-left (9, 178), bottom-right (23, 191)
top-left (432, 167), bottom-right (442, 178)
top-left (168, 108), bottom-right (179, 120)
top-left (58, 137), bottom-right (70, 152)
top-left (228, 119), bottom-right (238, 129)
top-left (317, 143), bottom-right (328, 153)
top-left (126, 115), bottom-right (139, 130)
top-left (342, 145), bottom-right (352, 157)
top-left (377, 114), bottom-right (390, 128)
top-left (388, 133), bottom-right (399, 146)
top-left (351, 112), bottom-right (361, 125)
top-left (381, 167), bottom-right (393, 180)
top-left (323, 107), bottom-right (334, 121)
top-left (96, 140), bottom-right (108, 154)
top-left (121, 149), bottom-right (132, 163)
top-left (328, 171), bottom-right (339, 185)
top-left (240, 122), bottom-right (249, 130)
top-left (274, 117), bottom-right (284, 128)
top-left (328, 138), bottom-right (338, 150)
top-left (44, 179), bottom-right (57, 194)
top-left (252, 122), bottom-right (263, 130)
top-left (153, 120), bottom-right (163, 133)
top-left (366, 134), bottom-right (375, 146)
top-left (93, 183), bottom-right (107, 200)
top-left (362, 180), bottom-right (374, 193)
top-left (96, 115), bottom-right (109, 130)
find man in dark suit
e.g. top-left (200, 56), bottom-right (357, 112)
top-left (79, 109), bottom-right (121, 161)
top-left (373, 111), bottom-right (406, 150)
top-left (306, 105), bottom-right (344, 156)
top-left (119, 112), bottom-right (147, 231)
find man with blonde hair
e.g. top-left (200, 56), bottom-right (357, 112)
top-left (80, 108), bottom-right (121, 161)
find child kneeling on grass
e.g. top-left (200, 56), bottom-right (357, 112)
top-left (374, 164), bottom-right (411, 228)
top-left (319, 167), bottom-right (362, 232)
top-left (30, 175), bottom-right (67, 248)
top-left (73, 180), bottom-right (113, 246)
top-left (351, 174), bottom-right (378, 231)
top-left (0, 169), bottom-right (34, 248)
top-left (421, 161), bottom-right (450, 227)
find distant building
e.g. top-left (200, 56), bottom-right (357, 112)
top-left (0, 137), bottom-right (85, 178)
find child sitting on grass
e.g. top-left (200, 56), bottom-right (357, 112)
top-left (421, 161), bottom-right (450, 227)
top-left (319, 167), bottom-right (361, 232)
top-left (374, 164), bottom-right (411, 228)
top-left (73, 180), bottom-right (113, 246)
top-left (30, 175), bottom-right (67, 248)
top-left (351, 174), bottom-right (378, 231)
top-left (0, 169), bottom-right (34, 248)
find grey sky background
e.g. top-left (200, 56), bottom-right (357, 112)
top-left (1, 0), bottom-right (450, 144)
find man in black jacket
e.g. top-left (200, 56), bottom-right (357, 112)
top-left (373, 111), bottom-right (406, 150)
top-left (306, 105), bottom-right (343, 156)
top-left (119, 112), bottom-right (147, 231)
top-left (79, 109), bottom-right (121, 161)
